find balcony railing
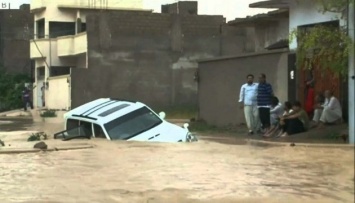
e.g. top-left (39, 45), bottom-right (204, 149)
top-left (30, 32), bottom-right (87, 59)
top-left (30, 38), bottom-right (49, 59)
top-left (57, 32), bottom-right (87, 57)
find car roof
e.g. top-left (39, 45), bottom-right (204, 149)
top-left (64, 98), bottom-right (146, 124)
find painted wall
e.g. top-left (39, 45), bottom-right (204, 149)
top-left (198, 50), bottom-right (289, 127)
top-left (45, 75), bottom-right (71, 110)
top-left (57, 32), bottom-right (87, 56)
top-left (289, 0), bottom-right (345, 50)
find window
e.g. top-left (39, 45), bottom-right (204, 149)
top-left (49, 22), bottom-right (76, 38)
top-left (81, 23), bottom-right (86, 32)
top-left (93, 124), bottom-right (106, 138)
top-left (67, 119), bottom-right (79, 130)
top-left (80, 121), bottom-right (93, 137)
top-left (104, 107), bottom-right (162, 140)
top-left (50, 66), bottom-right (70, 77)
top-left (36, 19), bottom-right (45, 39)
top-left (66, 119), bottom-right (93, 137)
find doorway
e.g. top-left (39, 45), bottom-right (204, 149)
top-left (37, 67), bottom-right (45, 107)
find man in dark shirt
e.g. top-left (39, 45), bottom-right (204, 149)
top-left (257, 74), bottom-right (273, 133)
top-left (22, 86), bottom-right (34, 111)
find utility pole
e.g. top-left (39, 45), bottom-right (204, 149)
top-left (348, 1), bottom-right (355, 144)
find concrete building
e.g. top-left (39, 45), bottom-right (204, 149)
top-left (197, 9), bottom-right (290, 126)
top-left (250, 0), bottom-right (353, 143)
top-left (197, 0), bottom-right (354, 137)
top-left (30, 0), bottom-right (144, 109)
top-left (228, 9), bottom-right (289, 52)
top-left (250, 0), bottom-right (347, 101)
top-left (0, 4), bottom-right (33, 74)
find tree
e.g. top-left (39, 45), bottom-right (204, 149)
top-left (290, 0), bottom-right (354, 75)
top-left (0, 68), bottom-right (31, 112)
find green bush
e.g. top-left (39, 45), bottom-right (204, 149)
top-left (27, 132), bottom-right (48, 142)
top-left (40, 110), bottom-right (57, 117)
top-left (0, 68), bottom-right (31, 112)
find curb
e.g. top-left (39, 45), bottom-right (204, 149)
top-left (0, 145), bottom-right (94, 155)
top-left (246, 139), bottom-right (355, 149)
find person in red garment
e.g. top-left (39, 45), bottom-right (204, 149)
top-left (304, 68), bottom-right (315, 117)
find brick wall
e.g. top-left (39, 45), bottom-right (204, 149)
top-left (162, 1), bottom-right (198, 15)
top-left (71, 10), bottom-right (246, 109)
top-left (0, 5), bottom-right (33, 74)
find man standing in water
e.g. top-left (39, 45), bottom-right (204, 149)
top-left (22, 86), bottom-right (33, 111)
top-left (239, 74), bottom-right (259, 135)
top-left (257, 73), bottom-right (273, 133)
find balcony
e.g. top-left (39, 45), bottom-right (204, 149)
top-left (30, 32), bottom-right (87, 60)
top-left (30, 38), bottom-right (49, 59)
top-left (57, 32), bottom-right (87, 57)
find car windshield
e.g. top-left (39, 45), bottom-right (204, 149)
top-left (104, 106), bottom-right (162, 140)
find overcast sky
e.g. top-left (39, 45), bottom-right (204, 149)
top-left (6, 0), bottom-right (273, 21)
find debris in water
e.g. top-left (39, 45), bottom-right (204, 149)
top-left (34, 141), bottom-right (48, 150)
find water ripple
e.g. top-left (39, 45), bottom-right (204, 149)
top-left (0, 141), bottom-right (353, 203)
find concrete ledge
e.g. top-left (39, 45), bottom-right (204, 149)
top-left (246, 139), bottom-right (355, 149)
top-left (0, 145), bottom-right (94, 155)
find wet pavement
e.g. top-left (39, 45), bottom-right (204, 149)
top-left (0, 118), bottom-right (33, 132)
top-left (0, 118), bottom-right (354, 203)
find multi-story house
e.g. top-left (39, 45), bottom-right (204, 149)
top-left (30, 0), bottom-right (144, 109)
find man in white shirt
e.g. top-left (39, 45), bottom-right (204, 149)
top-left (239, 74), bottom-right (259, 135)
top-left (313, 90), bottom-right (342, 127)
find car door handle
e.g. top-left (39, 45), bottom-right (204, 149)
top-left (148, 134), bottom-right (160, 140)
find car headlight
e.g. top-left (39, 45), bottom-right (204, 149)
top-left (186, 132), bottom-right (198, 142)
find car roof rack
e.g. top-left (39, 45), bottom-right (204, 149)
top-left (72, 114), bottom-right (97, 120)
top-left (109, 98), bottom-right (137, 103)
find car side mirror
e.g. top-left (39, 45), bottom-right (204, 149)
top-left (158, 111), bottom-right (166, 119)
top-left (183, 123), bottom-right (189, 129)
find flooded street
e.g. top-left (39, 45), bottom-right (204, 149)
top-left (0, 119), bottom-right (354, 203)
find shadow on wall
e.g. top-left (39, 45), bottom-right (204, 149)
top-left (197, 50), bottom-right (289, 127)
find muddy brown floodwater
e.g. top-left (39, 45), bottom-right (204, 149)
top-left (0, 119), bottom-right (354, 203)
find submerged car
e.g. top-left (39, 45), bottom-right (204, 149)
top-left (54, 98), bottom-right (198, 143)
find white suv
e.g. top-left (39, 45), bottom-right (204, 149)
top-left (54, 98), bottom-right (198, 143)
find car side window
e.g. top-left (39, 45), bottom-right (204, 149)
top-left (93, 124), bottom-right (106, 138)
top-left (67, 119), bottom-right (79, 130)
top-left (79, 121), bottom-right (93, 137)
